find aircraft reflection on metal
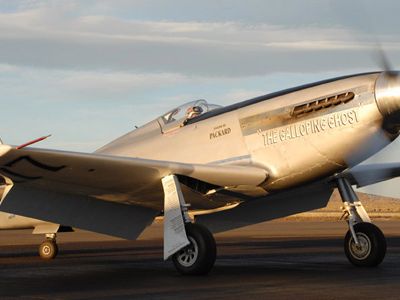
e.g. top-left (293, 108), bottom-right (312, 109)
top-left (1, 71), bottom-right (400, 274)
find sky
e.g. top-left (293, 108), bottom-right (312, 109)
top-left (1, 0), bottom-right (400, 196)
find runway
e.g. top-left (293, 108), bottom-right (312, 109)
top-left (1, 220), bottom-right (400, 299)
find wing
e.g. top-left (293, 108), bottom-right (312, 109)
top-left (341, 163), bottom-right (400, 188)
top-left (197, 180), bottom-right (334, 233)
top-left (0, 145), bottom-right (267, 239)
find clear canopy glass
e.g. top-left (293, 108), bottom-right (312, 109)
top-left (160, 100), bottom-right (222, 128)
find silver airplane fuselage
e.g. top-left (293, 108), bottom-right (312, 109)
top-left (97, 72), bottom-right (399, 194)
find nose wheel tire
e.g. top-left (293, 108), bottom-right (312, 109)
top-left (39, 240), bottom-right (58, 260)
top-left (172, 223), bottom-right (216, 275)
top-left (344, 222), bottom-right (386, 267)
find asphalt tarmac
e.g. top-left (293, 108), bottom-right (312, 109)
top-left (0, 220), bottom-right (400, 300)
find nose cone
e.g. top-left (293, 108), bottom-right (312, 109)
top-left (375, 71), bottom-right (400, 120)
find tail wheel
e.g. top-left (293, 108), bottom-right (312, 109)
top-left (172, 223), bottom-right (216, 275)
top-left (344, 222), bottom-right (386, 267)
top-left (39, 240), bottom-right (58, 260)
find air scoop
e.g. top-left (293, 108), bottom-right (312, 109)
top-left (375, 71), bottom-right (400, 122)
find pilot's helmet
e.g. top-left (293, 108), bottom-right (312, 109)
top-left (187, 106), bottom-right (203, 119)
top-left (192, 106), bottom-right (203, 113)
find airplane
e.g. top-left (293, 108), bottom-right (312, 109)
top-left (1, 70), bottom-right (400, 275)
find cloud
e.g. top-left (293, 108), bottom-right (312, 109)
top-left (0, 64), bottom-right (195, 102)
top-left (0, 63), bottom-right (285, 104)
top-left (60, 71), bottom-right (190, 96)
top-left (0, 4), bottom-right (398, 77)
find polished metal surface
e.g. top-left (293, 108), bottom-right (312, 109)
top-left (239, 73), bottom-right (389, 190)
top-left (375, 71), bottom-right (400, 118)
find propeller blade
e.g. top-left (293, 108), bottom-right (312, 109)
top-left (374, 40), bottom-right (397, 77)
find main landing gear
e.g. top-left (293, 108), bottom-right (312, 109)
top-left (162, 175), bottom-right (216, 276)
top-left (337, 177), bottom-right (386, 267)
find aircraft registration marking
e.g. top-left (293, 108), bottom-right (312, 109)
top-left (259, 109), bottom-right (359, 146)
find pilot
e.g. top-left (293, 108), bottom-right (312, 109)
top-left (186, 106), bottom-right (203, 120)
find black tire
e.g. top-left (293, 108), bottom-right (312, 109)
top-left (344, 222), bottom-right (386, 267)
top-left (39, 240), bottom-right (58, 260)
top-left (172, 223), bottom-right (216, 275)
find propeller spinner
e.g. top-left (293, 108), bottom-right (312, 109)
top-left (375, 71), bottom-right (400, 132)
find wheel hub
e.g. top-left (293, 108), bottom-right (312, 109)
top-left (176, 236), bottom-right (199, 267)
top-left (349, 233), bottom-right (371, 260)
top-left (42, 245), bottom-right (51, 255)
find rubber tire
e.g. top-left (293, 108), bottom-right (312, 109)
top-left (344, 222), bottom-right (386, 267)
top-left (172, 223), bottom-right (216, 275)
top-left (39, 240), bottom-right (58, 260)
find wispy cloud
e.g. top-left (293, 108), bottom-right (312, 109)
top-left (0, 5), bottom-right (396, 76)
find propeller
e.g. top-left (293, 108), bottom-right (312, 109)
top-left (327, 3), bottom-right (400, 191)
top-left (345, 48), bottom-right (400, 192)
top-left (372, 38), bottom-right (399, 79)
top-left (345, 50), bottom-right (400, 186)
top-left (376, 43), bottom-right (393, 75)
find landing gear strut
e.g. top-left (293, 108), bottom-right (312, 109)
top-left (38, 233), bottom-right (58, 260)
top-left (337, 177), bottom-right (386, 267)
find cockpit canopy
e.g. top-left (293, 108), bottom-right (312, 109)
top-left (159, 99), bottom-right (222, 133)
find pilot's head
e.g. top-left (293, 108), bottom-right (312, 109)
top-left (186, 106), bottom-right (203, 119)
